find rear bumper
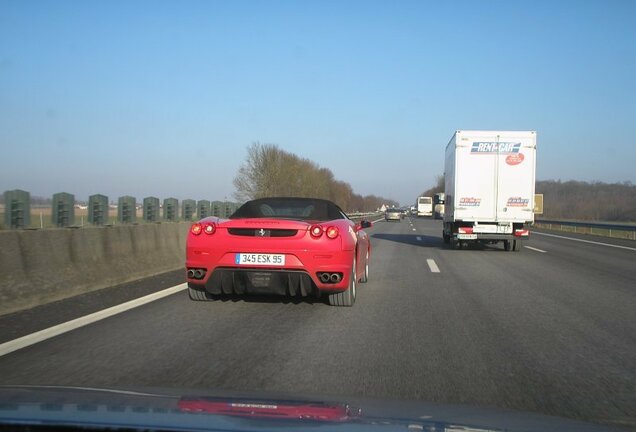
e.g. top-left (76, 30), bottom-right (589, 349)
top-left (186, 249), bottom-right (355, 295)
top-left (455, 233), bottom-right (529, 241)
top-left (190, 269), bottom-right (321, 297)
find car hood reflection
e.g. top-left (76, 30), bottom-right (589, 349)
top-left (0, 385), bottom-right (621, 432)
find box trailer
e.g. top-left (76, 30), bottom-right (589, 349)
top-left (443, 130), bottom-right (536, 251)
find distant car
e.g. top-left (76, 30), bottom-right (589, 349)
top-left (186, 197), bottom-right (372, 306)
top-left (385, 208), bottom-right (402, 221)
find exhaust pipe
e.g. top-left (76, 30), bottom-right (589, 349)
top-left (330, 273), bottom-right (342, 283)
top-left (319, 273), bottom-right (331, 283)
top-left (187, 269), bottom-right (195, 279)
top-left (194, 269), bottom-right (204, 279)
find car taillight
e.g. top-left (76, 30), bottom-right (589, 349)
top-left (191, 223), bottom-right (203, 235)
top-left (326, 226), bottom-right (339, 239)
top-left (310, 225), bottom-right (323, 238)
top-left (514, 229), bottom-right (529, 237)
top-left (458, 227), bottom-right (473, 234)
top-left (203, 222), bottom-right (216, 235)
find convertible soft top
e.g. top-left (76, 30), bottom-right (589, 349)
top-left (230, 197), bottom-right (346, 221)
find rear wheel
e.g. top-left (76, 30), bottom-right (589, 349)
top-left (360, 250), bottom-right (369, 283)
top-left (329, 259), bottom-right (356, 307)
top-left (512, 239), bottom-right (522, 252)
top-left (503, 240), bottom-right (511, 251)
top-left (188, 283), bottom-right (215, 301)
top-left (443, 232), bottom-right (450, 244)
top-left (450, 237), bottom-right (462, 249)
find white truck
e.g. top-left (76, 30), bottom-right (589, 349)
top-left (443, 130), bottom-right (536, 251)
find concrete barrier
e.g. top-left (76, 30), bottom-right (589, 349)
top-left (0, 223), bottom-right (190, 316)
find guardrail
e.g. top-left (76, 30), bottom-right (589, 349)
top-left (347, 212), bottom-right (382, 221)
top-left (534, 219), bottom-right (636, 240)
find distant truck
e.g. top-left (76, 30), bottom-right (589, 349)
top-left (443, 130), bottom-right (536, 251)
top-left (416, 196), bottom-right (433, 217)
top-left (433, 193), bottom-right (445, 219)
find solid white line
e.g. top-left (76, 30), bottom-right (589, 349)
top-left (0, 283), bottom-right (187, 358)
top-left (11, 385), bottom-right (166, 397)
top-left (524, 246), bottom-right (547, 253)
top-left (371, 217), bottom-right (385, 224)
top-left (427, 259), bottom-right (440, 273)
top-left (533, 232), bottom-right (636, 251)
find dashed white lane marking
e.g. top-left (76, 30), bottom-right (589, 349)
top-left (371, 217), bottom-right (385, 224)
top-left (427, 259), bottom-right (440, 273)
top-left (533, 232), bottom-right (636, 251)
top-left (524, 246), bottom-right (547, 253)
top-left (412, 228), bottom-right (416, 231)
top-left (416, 236), bottom-right (422, 241)
top-left (0, 284), bottom-right (187, 358)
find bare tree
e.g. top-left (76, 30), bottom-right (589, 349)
top-left (233, 143), bottom-right (398, 212)
top-left (420, 174), bottom-right (445, 197)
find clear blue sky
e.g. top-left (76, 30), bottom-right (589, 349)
top-left (1, 0), bottom-right (635, 205)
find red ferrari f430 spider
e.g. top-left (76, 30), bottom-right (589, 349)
top-left (185, 197), bottom-right (372, 306)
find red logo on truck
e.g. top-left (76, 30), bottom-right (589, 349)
top-left (506, 153), bottom-right (524, 165)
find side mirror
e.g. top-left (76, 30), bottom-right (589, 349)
top-left (360, 220), bottom-right (372, 229)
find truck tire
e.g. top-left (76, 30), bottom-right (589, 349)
top-left (450, 237), bottom-right (462, 249)
top-left (503, 240), bottom-right (511, 251)
top-left (443, 232), bottom-right (450, 244)
top-left (513, 239), bottom-right (522, 252)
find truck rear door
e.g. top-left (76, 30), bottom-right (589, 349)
top-left (455, 134), bottom-right (497, 221)
top-left (496, 132), bottom-right (536, 222)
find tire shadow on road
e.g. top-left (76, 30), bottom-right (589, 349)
top-left (371, 233), bottom-right (445, 249)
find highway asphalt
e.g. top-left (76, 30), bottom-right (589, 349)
top-left (0, 217), bottom-right (634, 430)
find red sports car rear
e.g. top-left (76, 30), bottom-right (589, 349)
top-left (186, 197), bottom-right (372, 306)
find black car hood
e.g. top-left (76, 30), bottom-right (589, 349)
top-left (0, 385), bottom-right (625, 432)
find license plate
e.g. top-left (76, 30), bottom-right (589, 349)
top-left (235, 253), bottom-right (285, 266)
top-left (457, 234), bottom-right (477, 240)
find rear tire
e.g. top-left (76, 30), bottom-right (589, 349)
top-left (188, 283), bottom-right (214, 301)
top-left (329, 259), bottom-right (356, 307)
top-left (450, 236), bottom-right (466, 250)
top-left (512, 239), bottom-right (522, 252)
top-left (443, 232), bottom-right (450, 244)
top-left (360, 250), bottom-right (369, 283)
top-left (450, 237), bottom-right (462, 249)
top-left (503, 240), bottom-right (511, 251)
